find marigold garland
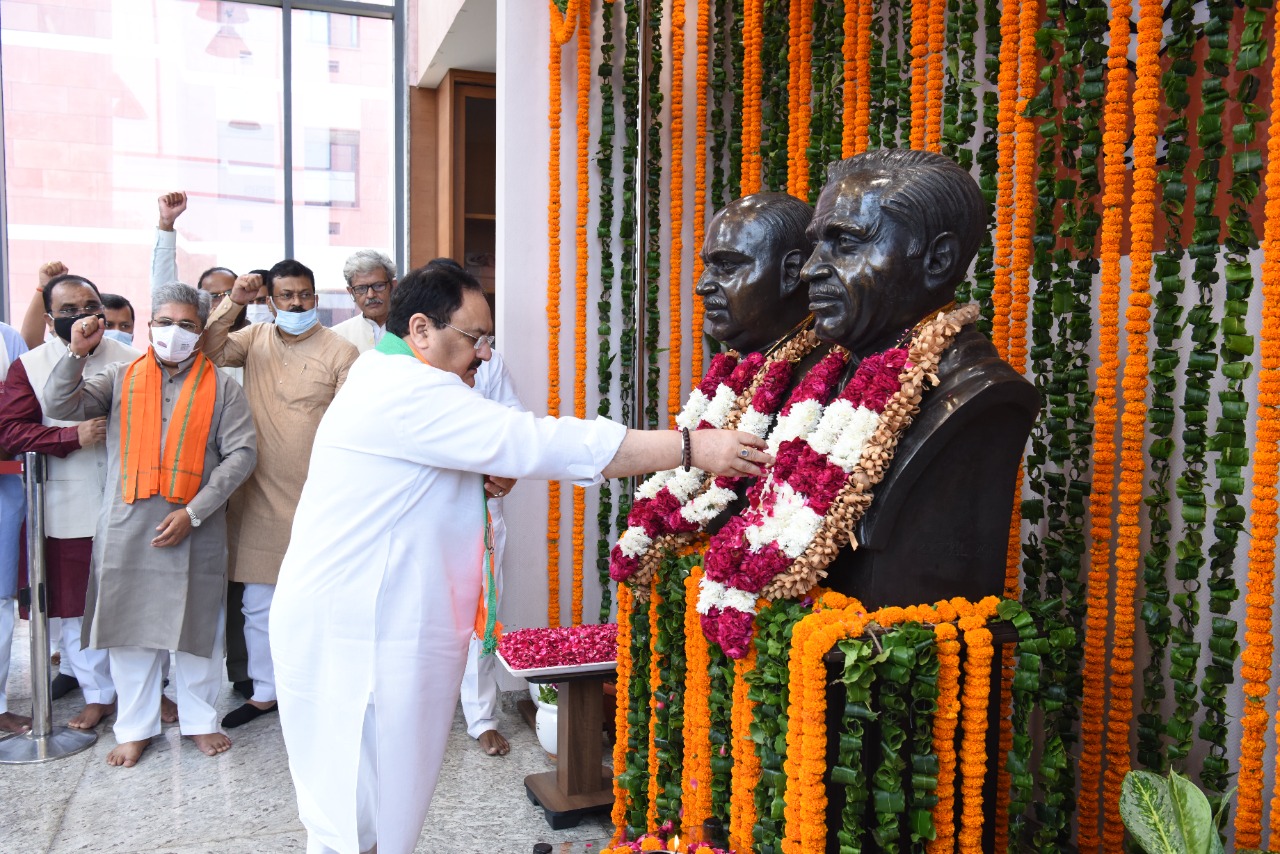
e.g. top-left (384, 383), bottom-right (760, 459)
top-left (682, 564), bottom-right (713, 833)
top-left (785, 0), bottom-right (813, 200)
top-left (739, 0), bottom-right (763, 196)
top-left (1078, 0), bottom-right (1131, 844)
top-left (1099, 0), bottom-right (1157, 846)
top-left (545, 2), bottom-right (573, 627)
top-left (1243, 4), bottom-right (1280, 847)
top-left (612, 584), bottom-right (635, 842)
top-left (957, 624), bottom-right (994, 854)
top-left (908, 0), bottom-right (927, 150)
top-left (647, 577), bottom-right (662, 831)
top-left (853, 0), bottom-right (872, 155)
top-left (692, 0), bottom-right (710, 382)
top-left (727, 645), bottom-right (760, 851)
top-left (667, 0), bottom-right (685, 430)
top-left (569, 0), bottom-right (592, 628)
top-left (840, 0), bottom-right (857, 157)
top-left (988, 0), bottom-right (1020, 361)
top-left (927, 620), bottom-right (961, 853)
top-left (923, 0), bottom-right (945, 152)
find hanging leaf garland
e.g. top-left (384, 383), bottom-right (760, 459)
top-left (596, 0), bottom-right (618, 623)
top-left (615, 0), bottom-right (642, 553)
top-left (1138, 0), bottom-right (1195, 774)
top-left (940, 0), bottom-right (977, 172)
top-left (643, 0), bottom-right (664, 431)
top-left (760, 0), bottom-right (791, 192)
top-left (749, 599), bottom-right (808, 854)
top-left (710, 0), bottom-right (731, 209)
top-left (968, 0), bottom-right (1002, 331)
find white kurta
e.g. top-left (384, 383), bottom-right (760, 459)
top-left (270, 350), bottom-right (625, 854)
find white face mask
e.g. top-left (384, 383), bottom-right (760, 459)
top-left (271, 302), bottom-right (318, 335)
top-left (245, 304), bottom-right (275, 325)
top-left (103, 329), bottom-right (133, 346)
top-left (151, 324), bottom-right (202, 363)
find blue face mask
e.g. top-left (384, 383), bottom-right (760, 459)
top-left (103, 329), bottom-right (134, 346)
top-left (272, 304), bottom-right (318, 335)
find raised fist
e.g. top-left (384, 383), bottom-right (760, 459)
top-left (157, 192), bottom-right (188, 231)
top-left (69, 314), bottom-right (104, 357)
top-left (38, 261), bottom-right (69, 292)
top-left (230, 273), bottom-right (264, 306)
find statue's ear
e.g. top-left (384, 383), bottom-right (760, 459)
top-left (923, 232), bottom-right (961, 292)
top-left (780, 248), bottom-right (805, 298)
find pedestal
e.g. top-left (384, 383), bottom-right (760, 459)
top-left (522, 675), bottom-right (614, 829)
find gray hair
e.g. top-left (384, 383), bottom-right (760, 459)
top-left (342, 250), bottom-right (396, 287)
top-left (152, 282), bottom-right (212, 326)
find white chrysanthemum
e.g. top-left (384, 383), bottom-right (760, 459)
top-left (775, 506), bottom-right (824, 557)
top-left (828, 407), bottom-right (881, 471)
top-left (681, 485), bottom-right (738, 523)
top-left (738, 407), bottom-right (774, 438)
top-left (766, 399), bottom-right (824, 455)
top-left (808, 399), bottom-right (856, 455)
top-left (697, 576), bottom-right (759, 614)
top-left (667, 467), bottom-right (706, 501)
top-left (636, 469), bottom-right (677, 500)
top-left (744, 483), bottom-right (807, 551)
top-left (675, 389), bottom-right (711, 430)
top-left (701, 384), bottom-right (739, 428)
top-left (617, 526), bottom-right (652, 558)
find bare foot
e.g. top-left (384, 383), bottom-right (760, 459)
top-left (68, 701), bottom-right (115, 730)
top-left (160, 695), bottom-right (178, 723)
top-left (106, 739), bottom-right (148, 767)
top-left (478, 729), bottom-right (509, 756)
top-left (0, 711), bottom-right (31, 734)
top-left (187, 732), bottom-right (231, 756)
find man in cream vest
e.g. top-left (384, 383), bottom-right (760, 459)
top-left (0, 273), bottom-right (141, 729)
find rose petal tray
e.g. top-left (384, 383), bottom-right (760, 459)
top-left (496, 651), bottom-right (617, 682)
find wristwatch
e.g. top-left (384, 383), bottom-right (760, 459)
top-left (186, 507), bottom-right (202, 528)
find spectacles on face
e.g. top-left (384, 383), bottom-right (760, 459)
top-left (207, 291), bottom-right (230, 303)
top-left (441, 321), bottom-right (496, 351)
top-left (151, 318), bottom-right (203, 334)
top-left (274, 290), bottom-right (316, 303)
top-left (52, 302), bottom-right (103, 317)
top-left (349, 281), bottom-right (391, 297)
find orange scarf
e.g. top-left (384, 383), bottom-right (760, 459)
top-left (119, 350), bottom-right (218, 505)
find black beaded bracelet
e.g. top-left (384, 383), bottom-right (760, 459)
top-left (681, 427), bottom-right (691, 472)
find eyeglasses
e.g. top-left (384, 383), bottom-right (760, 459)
top-left (274, 291), bottom-right (316, 302)
top-left (151, 319), bottom-right (202, 334)
top-left (442, 321), bottom-right (496, 351)
top-left (349, 281), bottom-right (391, 297)
top-left (53, 304), bottom-right (103, 317)
top-left (207, 291), bottom-right (230, 303)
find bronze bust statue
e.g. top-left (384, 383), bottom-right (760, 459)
top-left (695, 192), bottom-right (814, 354)
top-left (803, 148), bottom-right (1040, 607)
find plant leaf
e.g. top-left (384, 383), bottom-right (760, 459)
top-left (1120, 770), bottom-right (1187, 854)
top-left (1168, 771), bottom-right (1213, 854)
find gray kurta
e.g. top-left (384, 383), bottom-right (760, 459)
top-left (44, 351), bottom-right (258, 655)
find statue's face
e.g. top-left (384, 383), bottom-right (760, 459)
top-left (803, 173), bottom-right (927, 355)
top-left (695, 209), bottom-right (793, 354)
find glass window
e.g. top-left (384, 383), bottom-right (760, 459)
top-left (0, 0), bottom-right (397, 327)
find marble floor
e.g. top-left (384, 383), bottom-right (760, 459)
top-left (0, 618), bottom-right (616, 854)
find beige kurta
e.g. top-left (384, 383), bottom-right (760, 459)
top-left (203, 299), bottom-right (358, 584)
top-left (44, 351), bottom-right (258, 655)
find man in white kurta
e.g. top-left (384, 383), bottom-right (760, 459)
top-left (271, 266), bottom-right (770, 854)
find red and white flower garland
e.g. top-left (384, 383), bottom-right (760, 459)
top-left (699, 305), bottom-right (977, 658)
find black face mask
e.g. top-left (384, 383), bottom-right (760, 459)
top-left (52, 313), bottom-right (104, 344)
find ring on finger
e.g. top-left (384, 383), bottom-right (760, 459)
top-left (740, 448), bottom-right (751, 459)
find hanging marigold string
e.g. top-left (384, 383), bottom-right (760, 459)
top-left (853, 0), bottom-right (872, 154)
top-left (681, 564), bottom-right (713, 833)
top-left (569, 0), bottom-right (592, 627)
top-left (1099, 0), bottom-right (1156, 846)
top-left (908, 0), bottom-right (928, 149)
top-left (786, 0), bottom-right (814, 199)
top-left (545, 1), bottom-right (574, 628)
top-left (1078, 0), bottom-right (1132, 846)
top-left (692, 0), bottom-right (711, 382)
top-left (927, 620), bottom-right (962, 853)
top-left (646, 577), bottom-right (662, 830)
top-left (923, 0), bottom-right (946, 152)
top-left (1241, 6), bottom-right (1280, 848)
top-left (841, 0), bottom-right (858, 157)
top-left (740, 0), bottom-right (764, 195)
top-left (667, 0), bottom-right (685, 429)
top-left (610, 584), bottom-right (634, 842)
top-left (989, 0), bottom-right (1020, 358)
top-left (957, 624), bottom-right (994, 854)
top-left (728, 645), bottom-right (760, 850)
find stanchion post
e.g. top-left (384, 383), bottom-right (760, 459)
top-left (0, 451), bottom-right (97, 763)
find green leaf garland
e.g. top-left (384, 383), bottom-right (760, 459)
top-left (643, 0), bottom-right (664, 430)
top-left (749, 599), bottom-right (808, 853)
top-left (596, 0), bottom-right (618, 624)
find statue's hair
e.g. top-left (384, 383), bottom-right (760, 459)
top-left (824, 149), bottom-right (986, 269)
top-left (719, 192), bottom-right (815, 256)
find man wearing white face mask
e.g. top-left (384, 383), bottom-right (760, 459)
top-left (202, 260), bottom-right (358, 729)
top-left (44, 283), bottom-right (257, 767)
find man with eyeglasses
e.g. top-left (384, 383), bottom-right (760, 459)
top-left (0, 272), bottom-right (142, 731)
top-left (331, 249), bottom-right (396, 352)
top-left (202, 259), bottom-right (358, 731)
top-left (45, 283), bottom-right (257, 767)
